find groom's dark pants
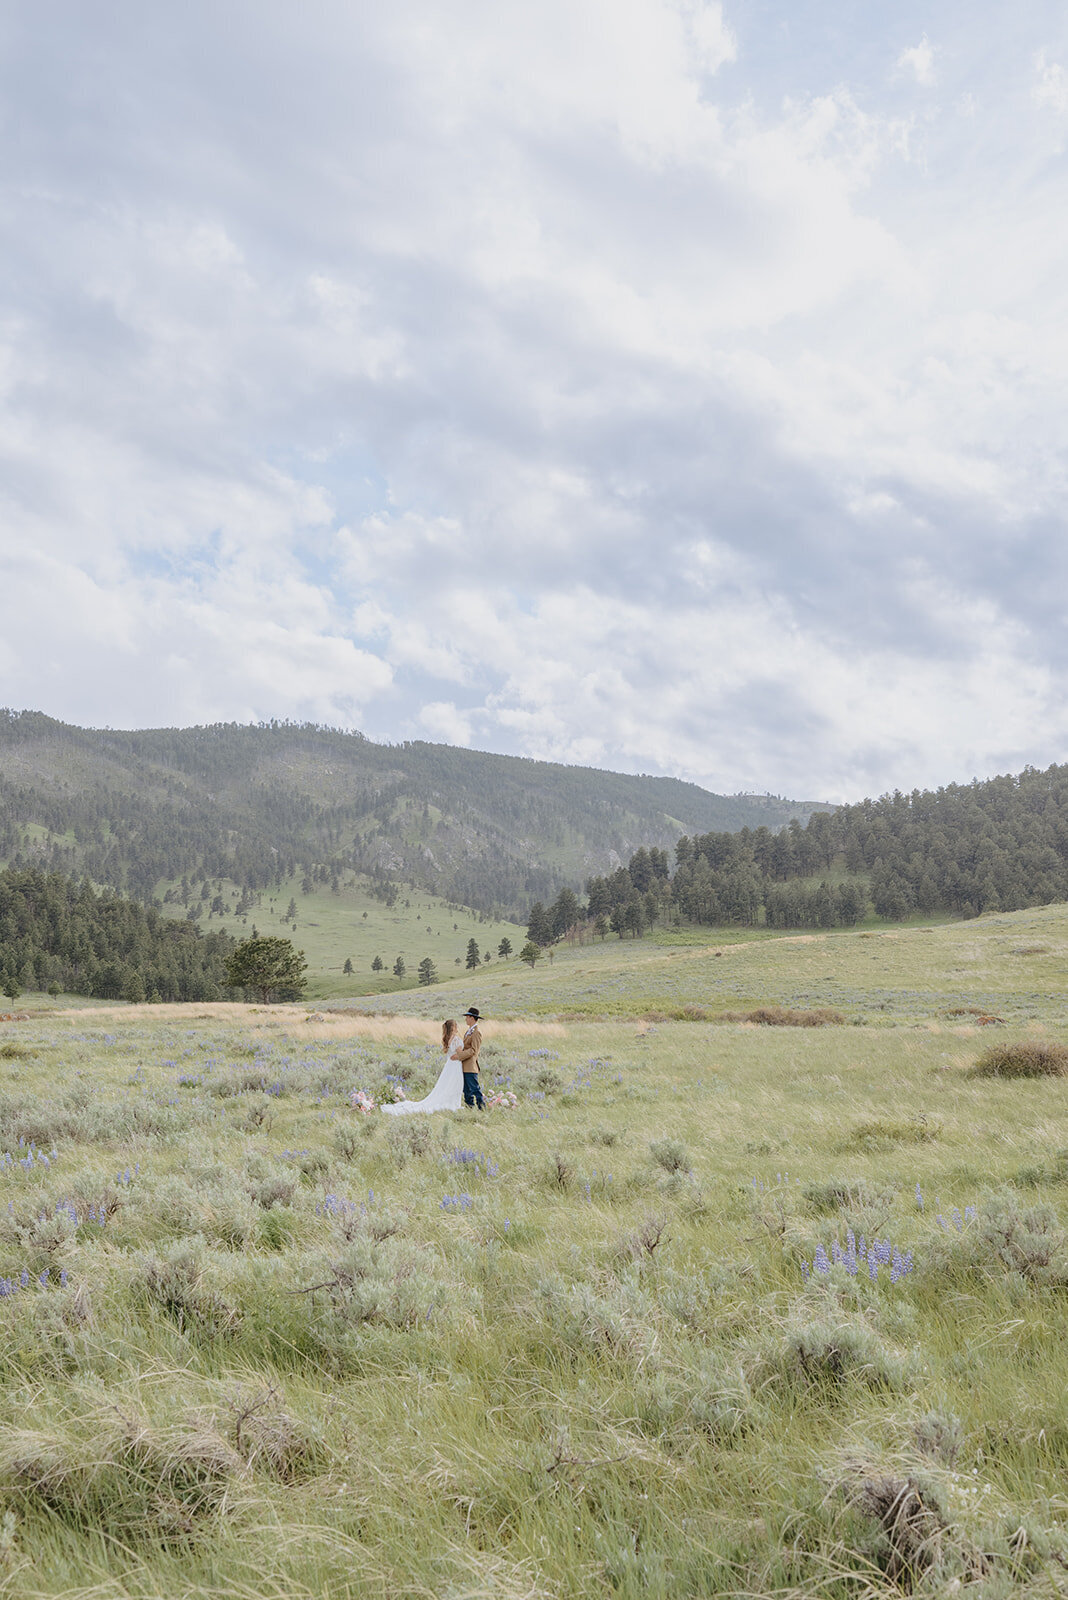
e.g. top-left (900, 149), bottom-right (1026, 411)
top-left (462, 1071), bottom-right (485, 1109)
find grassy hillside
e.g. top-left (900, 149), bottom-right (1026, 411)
top-left (325, 899), bottom-right (1068, 1027)
top-left (0, 710), bottom-right (826, 917)
top-left (160, 871), bottom-right (527, 1000)
top-left (2, 909), bottom-right (1068, 1595)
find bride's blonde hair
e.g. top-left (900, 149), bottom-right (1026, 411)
top-left (442, 1019), bottom-right (457, 1051)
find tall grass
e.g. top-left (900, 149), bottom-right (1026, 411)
top-left (2, 916), bottom-right (1068, 1596)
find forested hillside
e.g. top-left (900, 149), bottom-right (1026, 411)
top-left (0, 866), bottom-right (234, 1001)
top-left (565, 763), bottom-right (1068, 937)
top-left (0, 711), bottom-right (823, 918)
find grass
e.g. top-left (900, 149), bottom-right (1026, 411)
top-left (154, 871), bottom-right (526, 1000)
top-left (324, 898), bottom-right (1068, 1028)
top-left (1, 908), bottom-right (1068, 1593)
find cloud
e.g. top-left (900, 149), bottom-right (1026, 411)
top-left (1034, 50), bottom-right (1068, 115)
top-left (896, 34), bottom-right (937, 87)
top-left (0, 1), bottom-right (1066, 802)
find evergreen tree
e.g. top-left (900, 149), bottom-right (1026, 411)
top-left (497, 936), bottom-right (512, 958)
top-left (465, 937), bottom-right (480, 970)
top-left (549, 887), bottom-right (582, 939)
top-left (526, 901), bottom-right (553, 946)
top-left (371, 955), bottom-right (384, 971)
top-left (343, 957), bottom-right (353, 975)
top-left (224, 936), bottom-right (307, 1003)
top-left (418, 956), bottom-right (437, 985)
top-left (393, 955), bottom-right (406, 978)
top-left (519, 941), bottom-right (540, 967)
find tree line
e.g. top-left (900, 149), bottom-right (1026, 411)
top-left (522, 764), bottom-right (1068, 942)
top-left (0, 866), bottom-right (235, 1002)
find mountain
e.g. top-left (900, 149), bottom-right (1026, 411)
top-left (0, 710), bottom-right (827, 917)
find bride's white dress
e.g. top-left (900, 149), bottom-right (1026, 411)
top-left (382, 1036), bottom-right (463, 1115)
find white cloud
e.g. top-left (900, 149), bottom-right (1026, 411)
top-left (1034, 50), bottom-right (1068, 115)
top-left (0, 1), bottom-right (1067, 802)
top-left (896, 35), bottom-right (937, 87)
top-left (418, 702), bottom-right (474, 746)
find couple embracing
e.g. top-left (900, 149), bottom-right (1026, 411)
top-left (382, 1007), bottom-right (485, 1115)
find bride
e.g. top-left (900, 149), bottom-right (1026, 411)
top-left (382, 1019), bottom-right (464, 1115)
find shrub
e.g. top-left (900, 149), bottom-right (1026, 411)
top-left (649, 1138), bottom-right (691, 1175)
top-left (545, 1151), bottom-right (575, 1191)
top-left (226, 1387), bottom-right (328, 1483)
top-left (926, 1190), bottom-right (1068, 1286)
top-left (715, 1006), bottom-right (845, 1027)
top-left (837, 1463), bottom-right (951, 1585)
top-left (386, 1118), bottom-right (436, 1163)
top-left (239, 1092), bottom-right (275, 1132)
top-left (300, 1237), bottom-right (448, 1330)
top-left (803, 1177), bottom-right (896, 1214)
top-left (0, 1418), bottom-right (240, 1543)
top-left (750, 1307), bottom-right (913, 1392)
top-left (537, 1273), bottom-right (654, 1359)
top-left (253, 1175), bottom-right (295, 1210)
top-left (333, 1123), bottom-right (362, 1161)
top-left (912, 1411), bottom-right (964, 1467)
top-left (151, 1174), bottom-right (258, 1248)
top-left (972, 1040), bottom-right (1068, 1078)
top-left (139, 1239), bottom-right (242, 1336)
top-left (634, 1350), bottom-right (751, 1441)
top-left (838, 1116), bottom-right (939, 1153)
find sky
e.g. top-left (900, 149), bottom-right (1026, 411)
top-left (1, 0), bottom-right (1066, 803)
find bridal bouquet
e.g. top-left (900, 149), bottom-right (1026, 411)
top-left (485, 1089), bottom-right (518, 1110)
top-left (350, 1088), bottom-right (377, 1114)
top-left (388, 1084), bottom-right (408, 1104)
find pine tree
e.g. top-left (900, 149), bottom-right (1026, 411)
top-left (526, 902), bottom-right (552, 946)
top-left (371, 955), bottom-right (384, 971)
top-left (497, 937), bottom-right (512, 958)
top-left (393, 955), bottom-right (406, 978)
top-left (224, 936), bottom-right (307, 1003)
top-left (343, 957), bottom-right (353, 974)
top-left (418, 956), bottom-right (437, 985)
top-left (465, 937), bottom-right (480, 970)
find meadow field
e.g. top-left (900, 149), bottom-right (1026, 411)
top-left (154, 871), bottom-right (527, 1000)
top-left (1, 909), bottom-right (1068, 1597)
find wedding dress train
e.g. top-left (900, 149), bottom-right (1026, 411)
top-left (382, 1035), bottom-right (464, 1115)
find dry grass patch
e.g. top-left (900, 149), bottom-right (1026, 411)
top-left (972, 1040), bottom-right (1068, 1078)
top-left (715, 1005), bottom-right (846, 1027)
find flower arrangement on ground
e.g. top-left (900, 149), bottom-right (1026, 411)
top-left (350, 1088), bottom-right (376, 1114)
top-left (486, 1089), bottom-right (518, 1110)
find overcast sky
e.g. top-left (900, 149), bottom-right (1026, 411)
top-left (1, 1), bottom-right (1066, 802)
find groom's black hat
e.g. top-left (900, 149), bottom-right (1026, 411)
top-left (464, 1006), bottom-right (481, 1020)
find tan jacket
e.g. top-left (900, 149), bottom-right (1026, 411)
top-left (458, 1024), bottom-right (482, 1073)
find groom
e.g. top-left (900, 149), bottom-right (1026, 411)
top-left (458, 1006), bottom-right (485, 1109)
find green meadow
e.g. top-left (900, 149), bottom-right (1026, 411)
top-left (340, 900), bottom-right (1068, 1028)
top-left (1, 906), bottom-right (1068, 1596)
top-left (155, 874), bottom-right (527, 999)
